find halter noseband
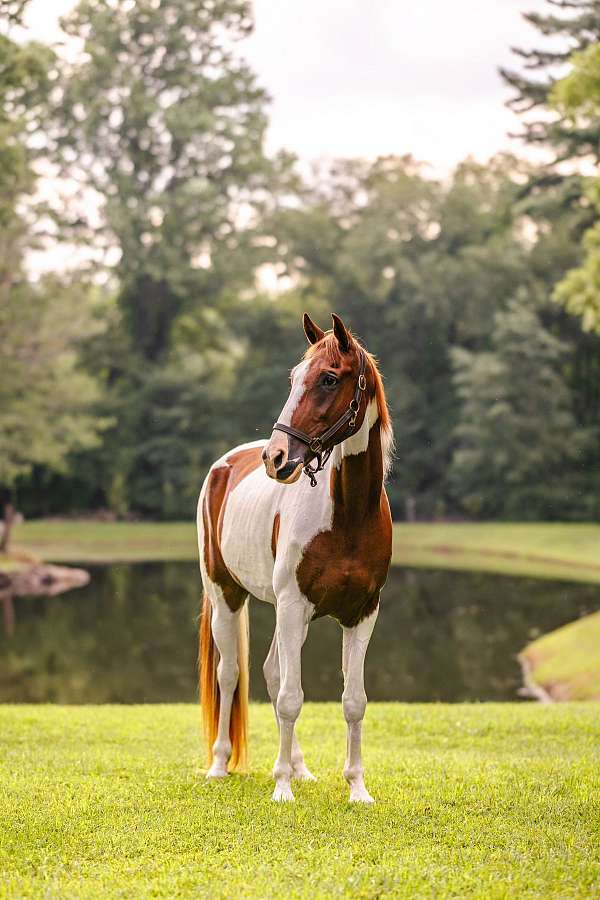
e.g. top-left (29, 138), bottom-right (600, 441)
top-left (272, 350), bottom-right (367, 487)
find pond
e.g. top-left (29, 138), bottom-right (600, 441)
top-left (1, 563), bottom-right (598, 703)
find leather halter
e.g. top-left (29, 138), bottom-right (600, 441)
top-left (273, 350), bottom-right (367, 487)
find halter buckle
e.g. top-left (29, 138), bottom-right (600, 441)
top-left (309, 437), bottom-right (323, 453)
top-left (358, 373), bottom-right (366, 391)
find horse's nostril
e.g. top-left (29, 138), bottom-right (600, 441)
top-left (273, 450), bottom-right (284, 470)
top-left (261, 447), bottom-right (268, 463)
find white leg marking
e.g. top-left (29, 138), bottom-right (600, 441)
top-left (342, 606), bottom-right (379, 803)
top-left (206, 595), bottom-right (241, 779)
top-left (271, 595), bottom-right (312, 802)
top-left (263, 629), bottom-right (316, 782)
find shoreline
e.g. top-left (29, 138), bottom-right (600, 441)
top-left (7, 520), bottom-right (600, 583)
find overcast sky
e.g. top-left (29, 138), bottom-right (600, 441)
top-left (25, 0), bottom-right (552, 174)
top-left (245, 0), bottom-right (551, 172)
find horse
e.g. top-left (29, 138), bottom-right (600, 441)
top-left (197, 312), bottom-right (393, 802)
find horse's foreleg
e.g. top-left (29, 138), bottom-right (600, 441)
top-left (263, 630), bottom-right (316, 782)
top-left (206, 595), bottom-right (241, 778)
top-left (271, 597), bottom-right (311, 801)
top-left (341, 605), bottom-right (379, 803)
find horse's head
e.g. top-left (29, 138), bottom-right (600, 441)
top-left (262, 313), bottom-right (370, 484)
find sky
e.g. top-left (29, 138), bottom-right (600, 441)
top-left (25, 0), bottom-right (552, 175)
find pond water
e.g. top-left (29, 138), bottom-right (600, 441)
top-left (1, 563), bottom-right (598, 703)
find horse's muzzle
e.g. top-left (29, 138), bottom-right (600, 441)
top-left (275, 459), bottom-right (303, 483)
top-left (263, 430), bottom-right (305, 484)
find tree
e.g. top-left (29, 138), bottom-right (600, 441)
top-left (450, 294), bottom-right (585, 519)
top-left (0, 5), bottom-right (105, 548)
top-left (0, 4), bottom-right (53, 285)
top-left (37, 0), bottom-right (297, 518)
top-left (552, 43), bottom-right (600, 331)
top-left (52, 0), bottom-right (274, 362)
top-left (500, 0), bottom-right (600, 164)
top-left (499, 0), bottom-right (600, 281)
top-left (264, 155), bottom-right (539, 517)
top-left (0, 279), bottom-right (107, 549)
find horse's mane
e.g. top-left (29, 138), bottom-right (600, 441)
top-left (304, 332), bottom-right (395, 479)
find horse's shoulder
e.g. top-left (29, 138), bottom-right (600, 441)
top-left (206, 440), bottom-right (266, 491)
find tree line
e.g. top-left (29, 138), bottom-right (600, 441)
top-left (1, 0), bottom-right (600, 536)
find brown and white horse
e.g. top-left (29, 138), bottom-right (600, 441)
top-left (197, 313), bottom-right (393, 802)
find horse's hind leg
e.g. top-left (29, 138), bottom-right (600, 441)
top-left (206, 590), bottom-right (246, 778)
top-left (341, 605), bottom-right (379, 803)
top-left (263, 630), bottom-right (316, 782)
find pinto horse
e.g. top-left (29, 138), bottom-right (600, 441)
top-left (197, 313), bottom-right (393, 802)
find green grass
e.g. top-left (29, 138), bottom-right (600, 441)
top-left (11, 520), bottom-right (197, 563)
top-left (1, 704), bottom-right (598, 898)
top-left (392, 522), bottom-right (600, 583)
top-left (10, 520), bottom-right (600, 583)
top-left (521, 611), bottom-right (600, 702)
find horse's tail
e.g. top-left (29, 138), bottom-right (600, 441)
top-left (199, 593), bottom-right (249, 771)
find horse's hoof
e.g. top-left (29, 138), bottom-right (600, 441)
top-left (349, 788), bottom-right (374, 803)
top-left (272, 783), bottom-right (295, 802)
top-left (292, 766), bottom-right (317, 782)
top-left (206, 766), bottom-right (228, 779)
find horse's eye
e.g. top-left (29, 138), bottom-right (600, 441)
top-left (322, 373), bottom-right (338, 388)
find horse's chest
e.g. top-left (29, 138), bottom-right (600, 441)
top-left (297, 524), bottom-right (390, 627)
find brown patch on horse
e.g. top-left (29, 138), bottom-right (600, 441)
top-left (202, 446), bottom-right (263, 612)
top-left (226, 447), bottom-right (264, 496)
top-left (296, 422), bottom-right (392, 628)
top-left (271, 512), bottom-right (280, 560)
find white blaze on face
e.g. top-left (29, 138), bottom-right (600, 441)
top-left (263, 359), bottom-right (310, 479)
top-left (278, 360), bottom-right (310, 427)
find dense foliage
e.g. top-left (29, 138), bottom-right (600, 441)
top-left (0, 4), bottom-right (105, 546)
top-left (4, 0), bottom-right (600, 523)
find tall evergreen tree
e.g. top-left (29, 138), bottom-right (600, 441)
top-left (500, 0), bottom-right (600, 164)
top-left (552, 43), bottom-right (600, 331)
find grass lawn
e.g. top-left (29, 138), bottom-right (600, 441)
top-left (10, 520), bottom-right (197, 564)
top-left (1, 704), bottom-right (598, 898)
top-left (520, 611), bottom-right (600, 702)
top-left (9, 520), bottom-right (600, 583)
top-left (392, 522), bottom-right (600, 584)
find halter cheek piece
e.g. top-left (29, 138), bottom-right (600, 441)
top-left (272, 351), bottom-right (367, 487)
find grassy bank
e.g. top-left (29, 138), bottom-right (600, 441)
top-left (1, 704), bottom-right (598, 898)
top-left (521, 610), bottom-right (600, 702)
top-left (10, 520), bottom-right (600, 583)
top-left (10, 520), bottom-right (196, 564)
top-left (392, 522), bottom-right (600, 583)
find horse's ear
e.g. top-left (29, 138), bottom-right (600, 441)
top-left (303, 312), bottom-right (325, 345)
top-left (331, 313), bottom-right (351, 353)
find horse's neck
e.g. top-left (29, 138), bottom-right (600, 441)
top-left (330, 398), bottom-right (384, 521)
